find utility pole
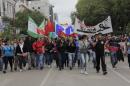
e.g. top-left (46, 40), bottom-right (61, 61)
top-left (49, 5), bottom-right (54, 22)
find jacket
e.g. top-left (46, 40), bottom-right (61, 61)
top-left (33, 40), bottom-right (45, 54)
top-left (15, 42), bottom-right (28, 56)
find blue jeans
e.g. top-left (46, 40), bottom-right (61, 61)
top-left (80, 53), bottom-right (89, 71)
top-left (110, 52), bottom-right (118, 68)
top-left (58, 52), bottom-right (66, 70)
top-left (36, 54), bottom-right (44, 69)
top-left (45, 53), bottom-right (53, 66)
top-left (89, 50), bottom-right (96, 67)
top-left (74, 47), bottom-right (79, 64)
top-left (68, 53), bottom-right (75, 68)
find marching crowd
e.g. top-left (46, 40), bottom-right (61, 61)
top-left (0, 33), bottom-right (130, 75)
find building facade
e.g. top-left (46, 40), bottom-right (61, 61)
top-left (15, 0), bottom-right (53, 20)
top-left (0, 0), bottom-right (15, 18)
top-left (15, 0), bottom-right (28, 12)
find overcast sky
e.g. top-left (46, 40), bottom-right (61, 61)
top-left (49, 0), bottom-right (78, 24)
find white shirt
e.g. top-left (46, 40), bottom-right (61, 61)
top-left (19, 43), bottom-right (24, 53)
top-left (79, 40), bottom-right (89, 49)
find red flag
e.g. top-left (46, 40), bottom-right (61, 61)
top-left (69, 33), bottom-right (78, 38)
top-left (45, 20), bottom-right (54, 35)
top-left (58, 31), bottom-right (66, 37)
top-left (36, 28), bottom-right (45, 35)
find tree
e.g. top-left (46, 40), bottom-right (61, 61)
top-left (71, 12), bottom-right (78, 24)
top-left (127, 22), bottom-right (130, 34)
top-left (76, 0), bottom-right (130, 32)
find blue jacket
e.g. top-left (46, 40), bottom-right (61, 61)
top-left (2, 45), bottom-right (14, 57)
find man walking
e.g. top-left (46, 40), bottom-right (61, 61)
top-left (94, 33), bottom-right (107, 75)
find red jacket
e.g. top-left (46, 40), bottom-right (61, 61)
top-left (33, 40), bottom-right (45, 54)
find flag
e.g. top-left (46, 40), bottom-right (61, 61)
top-left (65, 25), bottom-right (74, 35)
top-left (27, 17), bottom-right (40, 38)
top-left (55, 21), bottom-right (65, 35)
top-left (70, 33), bottom-right (78, 38)
top-left (37, 20), bottom-right (46, 35)
top-left (45, 20), bottom-right (54, 35)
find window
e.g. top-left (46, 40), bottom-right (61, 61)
top-left (38, 7), bottom-right (40, 9)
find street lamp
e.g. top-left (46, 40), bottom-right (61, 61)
top-left (12, 0), bottom-right (18, 37)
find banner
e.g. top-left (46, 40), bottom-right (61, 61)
top-left (74, 16), bottom-right (113, 35)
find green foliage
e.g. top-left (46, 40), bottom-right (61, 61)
top-left (76, 0), bottom-right (130, 32)
top-left (1, 25), bottom-right (14, 40)
top-left (127, 23), bottom-right (130, 33)
top-left (71, 12), bottom-right (77, 24)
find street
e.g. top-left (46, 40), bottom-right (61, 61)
top-left (0, 57), bottom-right (130, 86)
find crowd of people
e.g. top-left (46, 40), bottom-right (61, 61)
top-left (0, 33), bottom-right (129, 75)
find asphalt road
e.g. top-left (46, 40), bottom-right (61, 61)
top-left (0, 57), bottom-right (130, 86)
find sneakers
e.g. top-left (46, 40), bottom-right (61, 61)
top-left (28, 67), bottom-right (31, 70)
top-left (40, 67), bottom-right (43, 70)
top-left (80, 70), bottom-right (84, 74)
top-left (3, 70), bottom-right (6, 74)
top-left (70, 67), bottom-right (72, 70)
top-left (14, 68), bottom-right (17, 71)
top-left (96, 70), bottom-right (100, 73)
top-left (80, 70), bottom-right (88, 75)
top-left (103, 71), bottom-right (108, 75)
top-left (84, 71), bottom-right (88, 75)
top-left (19, 69), bottom-right (23, 72)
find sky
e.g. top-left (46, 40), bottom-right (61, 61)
top-left (49, 0), bottom-right (78, 24)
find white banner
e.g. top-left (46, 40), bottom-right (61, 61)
top-left (74, 16), bottom-right (113, 35)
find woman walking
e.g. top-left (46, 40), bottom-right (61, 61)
top-left (66, 38), bottom-right (76, 70)
top-left (79, 35), bottom-right (89, 74)
top-left (15, 38), bottom-right (28, 72)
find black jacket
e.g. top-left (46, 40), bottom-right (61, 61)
top-left (45, 43), bottom-right (54, 53)
top-left (66, 42), bottom-right (76, 53)
top-left (56, 40), bottom-right (67, 53)
top-left (24, 39), bottom-right (34, 53)
top-left (15, 43), bottom-right (28, 56)
top-left (95, 40), bottom-right (105, 56)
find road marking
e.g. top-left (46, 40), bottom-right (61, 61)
top-left (108, 66), bottom-right (130, 84)
top-left (40, 68), bottom-right (53, 86)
